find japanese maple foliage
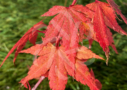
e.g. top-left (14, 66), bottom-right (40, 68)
top-left (19, 43), bottom-right (103, 90)
top-left (0, 0), bottom-right (127, 90)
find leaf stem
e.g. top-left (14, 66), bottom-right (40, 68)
top-left (32, 76), bottom-right (45, 90)
top-left (71, 0), bottom-right (77, 5)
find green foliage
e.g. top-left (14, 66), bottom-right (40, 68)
top-left (0, 0), bottom-right (127, 90)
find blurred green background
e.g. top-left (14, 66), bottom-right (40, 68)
top-left (0, 0), bottom-right (127, 90)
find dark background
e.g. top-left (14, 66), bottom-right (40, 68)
top-left (0, 0), bottom-right (127, 90)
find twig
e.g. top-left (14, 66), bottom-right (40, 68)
top-left (32, 76), bottom-right (45, 90)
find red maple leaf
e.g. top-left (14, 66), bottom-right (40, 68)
top-left (0, 21), bottom-right (46, 67)
top-left (83, 1), bottom-right (127, 64)
top-left (19, 43), bottom-right (103, 90)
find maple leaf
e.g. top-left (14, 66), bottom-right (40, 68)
top-left (83, 1), bottom-right (127, 64)
top-left (0, 21), bottom-right (46, 67)
top-left (19, 43), bottom-right (69, 90)
top-left (19, 43), bottom-right (103, 90)
top-left (41, 5), bottom-right (89, 46)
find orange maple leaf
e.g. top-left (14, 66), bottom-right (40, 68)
top-left (19, 43), bottom-right (103, 90)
